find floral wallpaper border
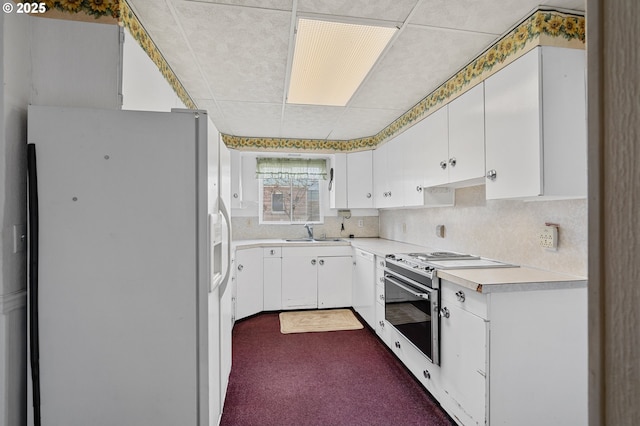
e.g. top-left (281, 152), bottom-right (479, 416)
top-left (222, 9), bottom-right (585, 153)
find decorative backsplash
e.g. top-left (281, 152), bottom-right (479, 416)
top-left (222, 9), bottom-right (585, 153)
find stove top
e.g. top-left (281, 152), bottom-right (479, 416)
top-left (386, 251), bottom-right (517, 273)
top-left (404, 251), bottom-right (480, 262)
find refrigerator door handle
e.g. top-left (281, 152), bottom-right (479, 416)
top-left (218, 197), bottom-right (232, 294)
top-left (27, 143), bottom-right (42, 425)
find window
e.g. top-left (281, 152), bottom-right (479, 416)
top-left (258, 158), bottom-right (326, 224)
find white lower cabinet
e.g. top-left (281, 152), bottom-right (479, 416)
top-left (234, 248), bottom-right (263, 320)
top-left (263, 247), bottom-right (282, 310)
top-left (281, 246), bottom-right (353, 310)
top-left (317, 256), bottom-right (353, 308)
top-left (439, 296), bottom-right (488, 426)
top-left (352, 248), bottom-right (375, 327)
top-left (437, 279), bottom-right (587, 426)
top-left (281, 255), bottom-right (318, 309)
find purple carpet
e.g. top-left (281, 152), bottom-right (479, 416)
top-left (220, 312), bottom-right (454, 426)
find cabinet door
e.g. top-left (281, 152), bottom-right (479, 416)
top-left (281, 255), bottom-right (317, 309)
top-left (317, 256), bottom-right (353, 309)
top-left (422, 106), bottom-right (450, 187)
top-left (448, 83), bottom-right (485, 184)
top-left (263, 257), bottom-right (282, 311)
top-left (373, 142), bottom-right (389, 208)
top-left (235, 248), bottom-right (264, 320)
top-left (346, 150), bottom-right (374, 208)
top-left (402, 120), bottom-right (429, 206)
top-left (229, 149), bottom-right (242, 208)
top-left (352, 250), bottom-right (375, 327)
top-left (386, 137), bottom-right (405, 207)
top-left (484, 47), bottom-right (542, 199)
top-left (439, 301), bottom-right (488, 426)
top-left (329, 153), bottom-right (348, 209)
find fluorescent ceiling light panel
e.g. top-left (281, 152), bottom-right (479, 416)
top-left (287, 18), bottom-right (397, 107)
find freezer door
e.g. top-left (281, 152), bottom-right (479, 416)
top-left (28, 106), bottom-right (209, 426)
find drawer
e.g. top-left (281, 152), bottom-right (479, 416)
top-left (263, 247), bottom-right (282, 257)
top-left (440, 279), bottom-right (488, 319)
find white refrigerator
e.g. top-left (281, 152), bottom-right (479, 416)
top-left (26, 105), bottom-right (232, 426)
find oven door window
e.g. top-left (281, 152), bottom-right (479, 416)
top-left (384, 275), bottom-right (437, 363)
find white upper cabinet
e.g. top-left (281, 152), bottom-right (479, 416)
top-left (484, 46), bottom-right (587, 200)
top-left (331, 151), bottom-right (374, 209)
top-left (329, 153), bottom-right (348, 209)
top-left (447, 83), bottom-right (486, 186)
top-left (373, 142), bottom-right (391, 208)
top-left (422, 106), bottom-right (450, 188)
top-left (401, 120), bottom-right (430, 206)
top-left (346, 150), bottom-right (374, 209)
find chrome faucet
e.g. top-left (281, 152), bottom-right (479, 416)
top-left (304, 223), bottom-right (314, 239)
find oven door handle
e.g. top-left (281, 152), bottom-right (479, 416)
top-left (385, 275), bottom-right (432, 300)
top-left (384, 269), bottom-right (432, 292)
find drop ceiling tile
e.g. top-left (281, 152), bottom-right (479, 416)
top-left (216, 101), bottom-right (284, 137)
top-left (350, 25), bottom-right (497, 111)
top-left (194, 98), bottom-right (234, 134)
top-left (173, 1), bottom-right (291, 103)
top-left (409, 0), bottom-right (583, 34)
top-left (328, 107), bottom-right (406, 140)
top-left (281, 105), bottom-right (345, 140)
top-left (297, 0), bottom-right (418, 23)
top-left (179, 0), bottom-right (293, 10)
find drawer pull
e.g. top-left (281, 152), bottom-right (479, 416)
top-left (455, 290), bottom-right (466, 302)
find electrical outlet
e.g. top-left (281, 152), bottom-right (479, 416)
top-left (357, 219), bottom-right (364, 228)
top-left (402, 223), bottom-right (407, 233)
top-left (538, 225), bottom-right (558, 250)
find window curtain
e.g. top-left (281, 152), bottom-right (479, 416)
top-left (256, 158), bottom-right (328, 179)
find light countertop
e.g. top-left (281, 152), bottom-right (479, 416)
top-left (232, 237), bottom-right (587, 293)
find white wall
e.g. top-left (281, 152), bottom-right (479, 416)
top-left (30, 18), bottom-right (121, 109)
top-left (380, 185), bottom-right (587, 276)
top-left (0, 9), bottom-right (31, 426)
top-left (121, 27), bottom-right (186, 111)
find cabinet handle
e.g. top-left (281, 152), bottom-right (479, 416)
top-left (423, 370), bottom-right (431, 380)
top-left (379, 294), bottom-right (385, 300)
top-left (319, 259), bottom-right (324, 266)
top-left (366, 193), bottom-right (372, 198)
top-left (379, 320), bottom-right (384, 327)
top-left (416, 186), bottom-right (423, 193)
top-left (270, 249), bottom-right (276, 255)
top-left (379, 261), bottom-right (384, 267)
top-left (379, 276), bottom-right (384, 283)
top-left (233, 193), bottom-right (239, 198)
top-left (395, 341), bottom-right (401, 349)
top-left (388, 191), bottom-right (392, 197)
top-left (455, 290), bottom-right (466, 302)
top-left (486, 169), bottom-right (497, 180)
top-left (440, 161), bottom-right (447, 170)
top-left (439, 307), bottom-right (450, 318)
top-left (311, 259), bottom-right (316, 265)
top-left (448, 157), bottom-right (457, 167)
top-left (237, 264), bottom-right (243, 271)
